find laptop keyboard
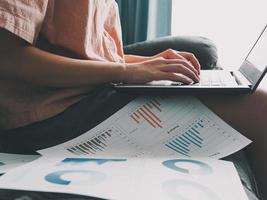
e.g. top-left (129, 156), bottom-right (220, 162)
top-left (147, 70), bottom-right (238, 87)
top-left (197, 70), bottom-right (237, 86)
top-left (169, 70), bottom-right (238, 86)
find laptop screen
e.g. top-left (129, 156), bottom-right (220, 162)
top-left (240, 25), bottom-right (267, 91)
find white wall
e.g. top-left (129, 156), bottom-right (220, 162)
top-left (172, 0), bottom-right (267, 69)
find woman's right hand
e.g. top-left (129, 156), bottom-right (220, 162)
top-left (123, 57), bottom-right (200, 85)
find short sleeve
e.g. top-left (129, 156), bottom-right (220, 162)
top-left (0, 0), bottom-right (48, 44)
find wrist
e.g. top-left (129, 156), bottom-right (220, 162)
top-left (114, 62), bottom-right (128, 83)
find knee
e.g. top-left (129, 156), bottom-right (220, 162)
top-left (195, 37), bottom-right (219, 70)
top-left (171, 36), bottom-right (219, 70)
top-left (124, 35), bottom-right (219, 69)
top-left (246, 89), bottom-right (267, 120)
top-left (253, 89), bottom-right (267, 111)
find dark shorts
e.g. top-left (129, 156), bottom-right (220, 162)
top-left (1, 85), bottom-right (137, 153)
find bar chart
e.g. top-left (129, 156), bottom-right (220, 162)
top-left (65, 126), bottom-right (143, 157)
top-left (66, 129), bottom-right (114, 155)
top-left (165, 118), bottom-right (207, 157)
top-left (130, 98), bottom-right (162, 128)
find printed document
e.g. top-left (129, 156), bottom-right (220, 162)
top-left (0, 156), bottom-right (249, 200)
top-left (0, 153), bottom-right (40, 174)
top-left (39, 96), bottom-right (251, 159)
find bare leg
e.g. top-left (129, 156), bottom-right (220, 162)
top-left (198, 88), bottom-right (267, 198)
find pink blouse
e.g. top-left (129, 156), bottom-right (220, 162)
top-left (0, 0), bottom-right (124, 129)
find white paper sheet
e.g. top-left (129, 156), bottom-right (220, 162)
top-left (0, 156), bottom-right (249, 200)
top-left (0, 153), bottom-right (40, 174)
top-left (39, 96), bottom-right (251, 159)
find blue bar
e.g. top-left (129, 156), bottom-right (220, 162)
top-left (185, 133), bottom-right (202, 145)
top-left (178, 136), bottom-right (190, 145)
top-left (191, 127), bottom-right (200, 135)
top-left (172, 140), bottom-right (190, 152)
top-left (188, 130), bottom-right (203, 141)
top-left (169, 142), bottom-right (189, 154)
top-left (182, 135), bottom-right (202, 148)
top-left (197, 122), bottom-right (204, 128)
top-left (175, 138), bottom-right (189, 148)
top-left (165, 144), bottom-right (190, 157)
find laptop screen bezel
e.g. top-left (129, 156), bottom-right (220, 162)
top-left (239, 25), bottom-right (267, 92)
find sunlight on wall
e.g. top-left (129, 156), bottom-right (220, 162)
top-left (172, 0), bottom-right (267, 69)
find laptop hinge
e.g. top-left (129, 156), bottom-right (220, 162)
top-left (232, 71), bottom-right (252, 87)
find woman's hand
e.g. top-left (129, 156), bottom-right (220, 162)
top-left (123, 56), bottom-right (200, 85)
top-left (124, 49), bottom-right (201, 85)
top-left (152, 49), bottom-right (201, 75)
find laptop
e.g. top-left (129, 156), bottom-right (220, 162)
top-left (114, 25), bottom-right (267, 94)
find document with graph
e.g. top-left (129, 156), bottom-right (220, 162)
top-left (0, 157), bottom-right (249, 200)
top-left (39, 95), bottom-right (251, 158)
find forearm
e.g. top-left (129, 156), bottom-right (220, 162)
top-left (0, 31), bottom-right (126, 89)
top-left (0, 29), bottom-right (200, 88)
top-left (6, 46), bottom-right (126, 88)
top-left (0, 29), bottom-right (129, 88)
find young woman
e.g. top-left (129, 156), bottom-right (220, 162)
top-left (0, 0), bottom-right (266, 197)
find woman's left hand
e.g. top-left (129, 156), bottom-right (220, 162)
top-left (152, 49), bottom-right (201, 75)
top-left (125, 49), bottom-right (201, 75)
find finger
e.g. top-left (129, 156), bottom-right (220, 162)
top-left (179, 52), bottom-right (201, 74)
top-left (156, 72), bottom-right (194, 85)
top-left (164, 59), bottom-right (199, 77)
top-left (165, 49), bottom-right (186, 60)
top-left (178, 52), bottom-right (201, 74)
top-left (167, 50), bottom-right (200, 74)
top-left (161, 64), bottom-right (199, 83)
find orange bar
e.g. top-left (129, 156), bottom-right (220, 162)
top-left (143, 105), bottom-right (162, 123)
top-left (137, 110), bottom-right (156, 128)
top-left (153, 98), bottom-right (161, 106)
top-left (140, 107), bottom-right (162, 128)
top-left (150, 100), bottom-right (162, 112)
top-left (130, 114), bottom-right (140, 124)
top-left (146, 102), bottom-right (153, 109)
top-left (133, 112), bottom-right (140, 119)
